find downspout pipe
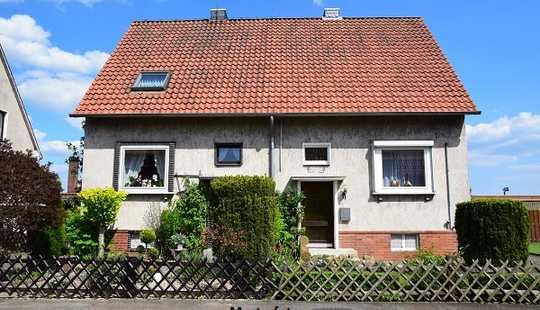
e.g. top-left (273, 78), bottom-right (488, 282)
top-left (444, 142), bottom-right (452, 230)
top-left (269, 115), bottom-right (275, 178)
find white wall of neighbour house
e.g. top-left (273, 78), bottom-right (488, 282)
top-left (82, 115), bottom-right (470, 233)
top-left (0, 57), bottom-right (38, 154)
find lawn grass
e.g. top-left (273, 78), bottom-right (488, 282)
top-left (529, 242), bottom-right (540, 255)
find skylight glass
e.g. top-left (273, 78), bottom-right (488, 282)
top-left (132, 72), bottom-right (170, 91)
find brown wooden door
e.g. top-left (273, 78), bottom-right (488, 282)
top-left (301, 182), bottom-right (334, 246)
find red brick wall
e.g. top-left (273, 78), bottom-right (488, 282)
top-left (339, 231), bottom-right (457, 261)
top-left (110, 230), bottom-right (128, 251)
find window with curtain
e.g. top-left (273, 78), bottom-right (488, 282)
top-left (372, 140), bottom-right (433, 195)
top-left (382, 150), bottom-right (426, 187)
top-left (121, 148), bottom-right (167, 189)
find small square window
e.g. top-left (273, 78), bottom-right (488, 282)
top-left (391, 234), bottom-right (419, 251)
top-left (303, 143), bottom-right (331, 166)
top-left (215, 143), bottom-right (242, 166)
top-left (119, 145), bottom-right (170, 194)
top-left (132, 71), bottom-right (170, 91)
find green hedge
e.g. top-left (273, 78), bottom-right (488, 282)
top-left (455, 199), bottom-right (529, 263)
top-left (208, 176), bottom-right (278, 261)
top-left (30, 225), bottom-right (66, 257)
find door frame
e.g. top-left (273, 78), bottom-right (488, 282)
top-left (297, 179), bottom-right (339, 249)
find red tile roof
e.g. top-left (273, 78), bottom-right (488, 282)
top-left (72, 17), bottom-right (478, 116)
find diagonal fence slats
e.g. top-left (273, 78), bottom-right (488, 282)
top-left (0, 255), bottom-right (539, 303)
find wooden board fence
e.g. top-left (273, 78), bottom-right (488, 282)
top-left (530, 210), bottom-right (540, 242)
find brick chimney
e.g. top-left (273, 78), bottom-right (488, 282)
top-left (67, 158), bottom-right (80, 193)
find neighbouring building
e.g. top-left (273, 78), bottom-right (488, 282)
top-left (71, 8), bottom-right (480, 260)
top-left (0, 43), bottom-right (40, 156)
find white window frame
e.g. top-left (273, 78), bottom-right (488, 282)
top-left (131, 71), bottom-right (171, 91)
top-left (372, 140), bottom-right (434, 195)
top-left (303, 142), bottom-right (331, 166)
top-left (118, 145), bottom-right (170, 194)
top-left (391, 233), bottom-right (419, 252)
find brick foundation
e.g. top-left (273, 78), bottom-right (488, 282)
top-left (339, 231), bottom-right (457, 261)
top-left (110, 230), bottom-right (129, 251)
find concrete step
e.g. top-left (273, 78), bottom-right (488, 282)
top-left (308, 248), bottom-right (358, 258)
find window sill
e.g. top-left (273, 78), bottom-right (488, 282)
top-left (215, 163), bottom-right (242, 167)
top-left (123, 189), bottom-right (174, 195)
top-left (303, 162), bottom-right (330, 167)
top-left (372, 190), bottom-right (434, 196)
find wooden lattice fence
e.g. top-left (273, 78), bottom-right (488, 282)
top-left (0, 256), bottom-right (272, 299)
top-left (1, 255), bottom-right (539, 303)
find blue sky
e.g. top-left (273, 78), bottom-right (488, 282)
top-left (0, 0), bottom-right (539, 194)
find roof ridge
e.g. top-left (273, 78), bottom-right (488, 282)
top-left (131, 16), bottom-right (423, 24)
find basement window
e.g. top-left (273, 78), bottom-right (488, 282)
top-left (132, 71), bottom-right (170, 91)
top-left (215, 143), bottom-right (242, 166)
top-left (372, 140), bottom-right (434, 195)
top-left (303, 143), bottom-right (331, 166)
top-left (391, 234), bottom-right (419, 251)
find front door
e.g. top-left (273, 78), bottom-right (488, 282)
top-left (301, 182), bottom-right (334, 248)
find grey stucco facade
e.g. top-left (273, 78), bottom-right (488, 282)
top-left (82, 115), bottom-right (470, 243)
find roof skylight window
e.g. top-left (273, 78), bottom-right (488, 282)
top-left (132, 71), bottom-right (170, 91)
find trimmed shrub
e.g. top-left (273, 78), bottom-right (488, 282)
top-left (30, 225), bottom-right (66, 257)
top-left (455, 199), bottom-right (529, 264)
top-left (140, 228), bottom-right (156, 248)
top-left (208, 176), bottom-right (279, 261)
top-left (78, 187), bottom-right (127, 257)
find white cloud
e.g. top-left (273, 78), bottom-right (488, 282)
top-left (34, 128), bottom-right (78, 156)
top-left (33, 128), bottom-right (47, 140)
top-left (0, 14), bottom-right (109, 73)
top-left (468, 151), bottom-right (518, 167)
top-left (313, 0), bottom-right (324, 6)
top-left (510, 163), bottom-right (540, 173)
top-left (0, 15), bottom-right (108, 111)
top-left (18, 72), bottom-right (92, 110)
top-left (466, 112), bottom-right (540, 143)
top-left (50, 0), bottom-right (104, 6)
top-left (65, 116), bottom-right (84, 129)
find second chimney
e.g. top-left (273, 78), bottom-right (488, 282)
top-left (67, 158), bottom-right (80, 194)
top-left (210, 8), bottom-right (227, 21)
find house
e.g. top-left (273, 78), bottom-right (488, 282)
top-left (0, 43), bottom-right (40, 156)
top-left (71, 8), bottom-right (479, 260)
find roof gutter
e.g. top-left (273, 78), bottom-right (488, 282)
top-left (70, 111), bottom-right (481, 118)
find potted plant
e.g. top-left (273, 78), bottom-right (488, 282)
top-left (170, 233), bottom-right (186, 251)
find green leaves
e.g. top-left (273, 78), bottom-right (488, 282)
top-left (78, 188), bottom-right (127, 229)
top-left (455, 199), bottom-right (530, 264)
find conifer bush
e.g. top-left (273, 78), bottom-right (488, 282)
top-left (455, 199), bottom-right (529, 264)
top-left (208, 176), bottom-right (278, 261)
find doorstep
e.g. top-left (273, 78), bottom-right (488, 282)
top-left (308, 247), bottom-right (358, 258)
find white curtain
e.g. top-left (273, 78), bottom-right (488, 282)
top-left (382, 150), bottom-right (425, 187)
top-left (123, 150), bottom-right (165, 187)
